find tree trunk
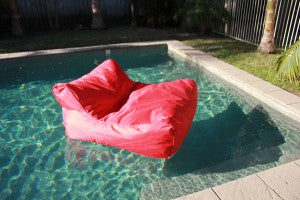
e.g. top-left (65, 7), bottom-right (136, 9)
top-left (91, 0), bottom-right (105, 29)
top-left (11, 0), bottom-right (24, 36)
top-left (258, 0), bottom-right (277, 53)
top-left (130, 0), bottom-right (137, 27)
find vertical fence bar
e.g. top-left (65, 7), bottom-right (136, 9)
top-left (249, 0), bottom-right (258, 43)
top-left (284, 0), bottom-right (298, 49)
top-left (281, 0), bottom-right (293, 49)
top-left (254, 0), bottom-right (263, 43)
top-left (245, 0), bottom-right (253, 41)
top-left (246, 0), bottom-right (253, 41)
top-left (280, 0), bottom-right (290, 48)
top-left (258, 0), bottom-right (267, 44)
top-left (283, 0), bottom-right (296, 49)
top-left (236, 0), bottom-right (243, 38)
top-left (230, 0), bottom-right (237, 36)
top-left (252, 0), bottom-right (260, 43)
top-left (229, 0), bottom-right (234, 35)
top-left (274, 0), bottom-right (282, 47)
top-left (241, 0), bottom-right (247, 40)
top-left (277, 0), bottom-right (288, 47)
top-left (289, 1), bottom-right (300, 45)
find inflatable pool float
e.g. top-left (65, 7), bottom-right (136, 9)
top-left (53, 59), bottom-right (198, 158)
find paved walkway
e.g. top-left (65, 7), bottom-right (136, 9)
top-left (176, 159), bottom-right (300, 200)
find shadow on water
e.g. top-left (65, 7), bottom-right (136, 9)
top-left (164, 102), bottom-right (285, 176)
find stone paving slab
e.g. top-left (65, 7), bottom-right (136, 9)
top-left (257, 162), bottom-right (300, 200)
top-left (175, 188), bottom-right (220, 200)
top-left (175, 160), bottom-right (300, 200)
top-left (212, 174), bottom-right (282, 200)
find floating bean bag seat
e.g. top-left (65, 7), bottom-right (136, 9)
top-left (53, 59), bottom-right (198, 158)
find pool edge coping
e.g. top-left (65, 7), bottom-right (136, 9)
top-left (0, 41), bottom-right (172, 59)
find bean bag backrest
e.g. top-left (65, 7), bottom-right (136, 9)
top-left (53, 59), bottom-right (144, 119)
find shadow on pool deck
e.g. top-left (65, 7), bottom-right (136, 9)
top-left (164, 102), bottom-right (285, 176)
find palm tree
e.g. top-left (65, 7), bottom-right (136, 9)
top-left (91, 0), bottom-right (105, 29)
top-left (258, 0), bottom-right (277, 53)
top-left (276, 39), bottom-right (300, 82)
top-left (11, 0), bottom-right (24, 36)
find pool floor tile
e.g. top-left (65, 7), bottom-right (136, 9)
top-left (257, 162), bottom-right (300, 200)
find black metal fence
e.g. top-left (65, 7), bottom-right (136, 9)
top-left (16, 0), bottom-right (131, 30)
top-left (213, 0), bottom-right (300, 49)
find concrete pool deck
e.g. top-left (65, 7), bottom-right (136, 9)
top-left (175, 159), bottom-right (300, 200)
top-left (1, 40), bottom-right (300, 199)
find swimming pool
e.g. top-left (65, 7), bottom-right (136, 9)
top-left (0, 45), bottom-right (299, 199)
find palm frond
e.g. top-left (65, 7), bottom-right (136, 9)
top-left (276, 39), bottom-right (300, 82)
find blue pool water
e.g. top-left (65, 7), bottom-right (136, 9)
top-left (0, 45), bottom-right (300, 199)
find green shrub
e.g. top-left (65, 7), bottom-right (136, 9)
top-left (0, 0), bottom-right (11, 34)
top-left (276, 39), bottom-right (300, 82)
top-left (184, 0), bottom-right (231, 33)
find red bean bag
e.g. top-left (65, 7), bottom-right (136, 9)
top-left (52, 59), bottom-right (198, 158)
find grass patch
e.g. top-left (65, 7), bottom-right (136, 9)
top-left (0, 27), bottom-right (299, 95)
top-left (0, 27), bottom-right (197, 53)
top-left (184, 38), bottom-right (300, 95)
